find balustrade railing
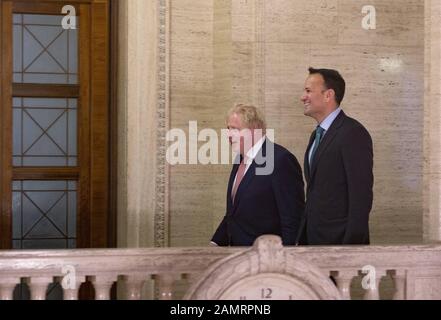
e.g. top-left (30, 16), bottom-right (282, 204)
top-left (0, 244), bottom-right (440, 300)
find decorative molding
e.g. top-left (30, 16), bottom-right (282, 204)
top-left (155, 0), bottom-right (170, 248)
top-left (184, 236), bottom-right (342, 300)
top-left (252, 234), bottom-right (286, 274)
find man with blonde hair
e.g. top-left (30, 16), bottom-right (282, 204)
top-left (211, 104), bottom-right (305, 246)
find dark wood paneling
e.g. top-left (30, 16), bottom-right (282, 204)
top-left (12, 167), bottom-right (80, 180)
top-left (109, 0), bottom-right (118, 248)
top-left (78, 3), bottom-right (91, 248)
top-left (1, 1), bottom-right (13, 249)
top-left (90, 0), bottom-right (109, 248)
top-left (0, 0), bottom-right (3, 249)
top-left (12, 84), bottom-right (79, 98)
top-left (12, 1), bottom-right (85, 14)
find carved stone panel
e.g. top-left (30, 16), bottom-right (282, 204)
top-left (184, 235), bottom-right (342, 300)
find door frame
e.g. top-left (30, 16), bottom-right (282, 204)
top-left (0, 0), bottom-right (118, 249)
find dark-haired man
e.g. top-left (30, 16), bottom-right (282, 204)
top-left (297, 67), bottom-right (373, 245)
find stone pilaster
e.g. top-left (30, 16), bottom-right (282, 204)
top-left (424, 0), bottom-right (441, 242)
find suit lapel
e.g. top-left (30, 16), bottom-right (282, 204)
top-left (304, 131), bottom-right (315, 183)
top-left (232, 140), bottom-right (268, 212)
top-left (232, 161), bottom-right (257, 211)
top-left (309, 111), bottom-right (346, 180)
top-left (227, 155), bottom-right (241, 214)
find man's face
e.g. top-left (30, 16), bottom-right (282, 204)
top-left (227, 113), bottom-right (253, 155)
top-left (301, 74), bottom-right (329, 120)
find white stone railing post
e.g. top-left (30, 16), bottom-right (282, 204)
top-left (26, 277), bottom-right (53, 300)
top-left (362, 269), bottom-right (385, 300)
top-left (332, 270), bottom-right (357, 300)
top-left (0, 244), bottom-right (440, 300)
top-left (123, 275), bottom-right (148, 300)
top-left (0, 278), bottom-right (20, 300)
top-left (90, 275), bottom-right (116, 300)
top-left (391, 270), bottom-right (407, 300)
top-left (155, 274), bottom-right (179, 300)
top-left (183, 273), bottom-right (200, 288)
top-left (62, 276), bottom-right (86, 300)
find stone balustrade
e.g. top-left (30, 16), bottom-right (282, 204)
top-left (0, 244), bottom-right (440, 300)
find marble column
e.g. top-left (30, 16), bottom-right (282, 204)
top-left (117, 0), bottom-right (170, 299)
top-left (117, 0), bottom-right (170, 249)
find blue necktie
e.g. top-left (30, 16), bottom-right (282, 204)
top-left (310, 126), bottom-right (325, 168)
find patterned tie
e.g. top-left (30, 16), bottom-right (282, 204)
top-left (309, 126), bottom-right (325, 168)
top-left (231, 157), bottom-right (247, 203)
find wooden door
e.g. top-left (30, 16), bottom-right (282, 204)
top-left (0, 0), bottom-right (113, 250)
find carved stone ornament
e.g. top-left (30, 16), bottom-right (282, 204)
top-left (184, 235), bottom-right (342, 300)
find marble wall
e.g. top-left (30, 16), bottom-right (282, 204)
top-left (264, 0), bottom-right (424, 244)
top-left (169, 0), bottom-right (217, 246)
top-left (167, 0), bottom-right (425, 245)
top-left (424, 0), bottom-right (441, 242)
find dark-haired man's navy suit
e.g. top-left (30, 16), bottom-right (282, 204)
top-left (297, 110), bottom-right (373, 245)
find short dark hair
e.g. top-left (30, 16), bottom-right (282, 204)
top-left (308, 67), bottom-right (346, 105)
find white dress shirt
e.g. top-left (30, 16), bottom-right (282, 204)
top-left (232, 135), bottom-right (266, 189)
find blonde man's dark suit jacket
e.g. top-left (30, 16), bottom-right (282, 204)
top-left (212, 140), bottom-right (305, 246)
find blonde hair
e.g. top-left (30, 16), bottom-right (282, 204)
top-left (227, 104), bottom-right (266, 133)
